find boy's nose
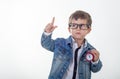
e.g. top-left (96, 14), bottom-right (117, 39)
top-left (76, 26), bottom-right (81, 30)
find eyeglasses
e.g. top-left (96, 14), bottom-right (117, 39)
top-left (69, 23), bottom-right (90, 30)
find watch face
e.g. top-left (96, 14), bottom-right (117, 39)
top-left (86, 51), bottom-right (94, 62)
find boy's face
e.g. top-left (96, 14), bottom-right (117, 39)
top-left (68, 18), bottom-right (91, 40)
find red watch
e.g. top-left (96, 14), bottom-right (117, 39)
top-left (86, 51), bottom-right (94, 62)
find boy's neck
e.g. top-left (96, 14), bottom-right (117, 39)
top-left (74, 38), bottom-right (85, 47)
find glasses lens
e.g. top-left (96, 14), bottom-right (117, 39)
top-left (69, 23), bottom-right (77, 29)
top-left (80, 24), bottom-right (89, 30)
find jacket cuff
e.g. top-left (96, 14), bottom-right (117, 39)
top-left (43, 32), bottom-right (52, 36)
top-left (91, 59), bottom-right (99, 64)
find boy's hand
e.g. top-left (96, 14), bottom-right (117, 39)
top-left (44, 17), bottom-right (57, 33)
top-left (90, 49), bottom-right (100, 62)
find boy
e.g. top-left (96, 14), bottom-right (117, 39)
top-left (41, 10), bottom-right (102, 79)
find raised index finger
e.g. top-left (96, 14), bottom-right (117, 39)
top-left (51, 17), bottom-right (55, 25)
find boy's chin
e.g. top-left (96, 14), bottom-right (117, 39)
top-left (73, 36), bottom-right (83, 40)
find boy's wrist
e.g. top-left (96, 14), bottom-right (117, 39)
top-left (44, 29), bottom-right (51, 33)
top-left (91, 59), bottom-right (99, 64)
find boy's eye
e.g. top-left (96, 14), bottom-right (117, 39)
top-left (72, 24), bottom-right (77, 27)
top-left (69, 23), bottom-right (77, 27)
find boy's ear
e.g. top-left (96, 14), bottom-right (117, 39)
top-left (87, 28), bottom-right (91, 33)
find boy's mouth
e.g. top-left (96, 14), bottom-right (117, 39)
top-left (75, 32), bottom-right (81, 35)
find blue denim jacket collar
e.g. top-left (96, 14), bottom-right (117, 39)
top-left (66, 36), bottom-right (88, 48)
top-left (66, 36), bottom-right (73, 48)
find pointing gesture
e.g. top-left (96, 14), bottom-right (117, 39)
top-left (44, 17), bottom-right (57, 33)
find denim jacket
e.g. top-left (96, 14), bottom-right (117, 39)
top-left (41, 33), bottom-right (102, 79)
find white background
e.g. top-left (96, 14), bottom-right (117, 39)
top-left (0, 0), bottom-right (120, 79)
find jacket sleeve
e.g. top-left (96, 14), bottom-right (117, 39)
top-left (88, 43), bottom-right (103, 72)
top-left (91, 59), bottom-right (102, 73)
top-left (41, 33), bottom-right (55, 52)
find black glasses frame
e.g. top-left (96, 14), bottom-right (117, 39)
top-left (69, 23), bottom-right (90, 30)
